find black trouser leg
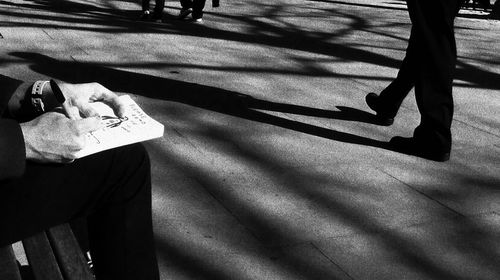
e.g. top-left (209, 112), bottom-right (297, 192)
top-left (378, 27), bottom-right (418, 118)
top-left (87, 145), bottom-right (158, 280)
top-left (406, 0), bottom-right (462, 152)
top-left (192, 0), bottom-right (207, 18)
top-left (142, 0), bottom-right (150, 11)
top-left (180, 0), bottom-right (193, 9)
top-left (0, 144), bottom-right (159, 280)
top-left (153, 0), bottom-right (166, 16)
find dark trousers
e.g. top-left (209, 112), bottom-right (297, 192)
top-left (180, 0), bottom-right (207, 18)
top-left (142, 0), bottom-right (165, 15)
top-left (378, 0), bottom-right (464, 153)
top-left (0, 144), bottom-right (159, 280)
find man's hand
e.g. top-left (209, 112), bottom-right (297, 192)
top-left (20, 112), bottom-right (102, 163)
top-left (54, 81), bottom-right (127, 120)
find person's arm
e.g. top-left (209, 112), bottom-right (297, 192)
top-left (20, 111), bottom-right (101, 163)
top-left (7, 79), bottom-right (127, 121)
top-left (1, 78), bottom-right (117, 180)
top-left (1, 111), bottom-right (102, 181)
top-left (10, 80), bottom-right (116, 163)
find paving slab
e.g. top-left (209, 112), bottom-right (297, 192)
top-left (1, 0), bottom-right (499, 279)
top-left (316, 213), bottom-right (500, 280)
top-left (378, 153), bottom-right (500, 215)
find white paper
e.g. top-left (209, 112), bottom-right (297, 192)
top-left (74, 95), bottom-right (164, 158)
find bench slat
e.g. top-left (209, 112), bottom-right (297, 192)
top-left (22, 231), bottom-right (64, 280)
top-left (46, 224), bottom-right (94, 280)
top-left (0, 246), bottom-right (22, 280)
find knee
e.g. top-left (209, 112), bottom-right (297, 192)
top-left (111, 143), bottom-right (152, 198)
top-left (116, 143), bottom-right (150, 173)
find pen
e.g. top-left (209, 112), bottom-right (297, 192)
top-left (49, 79), bottom-right (67, 104)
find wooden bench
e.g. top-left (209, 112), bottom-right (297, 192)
top-left (0, 224), bottom-right (94, 280)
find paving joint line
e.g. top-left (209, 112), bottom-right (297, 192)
top-left (189, 171), bottom-right (265, 245)
top-left (41, 28), bottom-right (55, 40)
top-left (463, 210), bottom-right (500, 219)
top-left (453, 118), bottom-right (500, 138)
top-left (376, 168), bottom-right (466, 218)
top-left (311, 241), bottom-right (356, 280)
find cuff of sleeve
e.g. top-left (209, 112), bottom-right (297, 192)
top-left (0, 119), bottom-right (26, 180)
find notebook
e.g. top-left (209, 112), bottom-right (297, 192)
top-left (75, 95), bottom-right (164, 158)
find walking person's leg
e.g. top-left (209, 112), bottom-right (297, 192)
top-left (192, 0), bottom-right (207, 21)
top-left (178, 0), bottom-right (193, 19)
top-left (390, 0), bottom-right (464, 161)
top-left (141, 0), bottom-right (152, 20)
top-left (152, 0), bottom-right (166, 21)
top-left (142, 0), bottom-right (150, 12)
top-left (377, 28), bottom-right (418, 114)
top-left (366, 27), bottom-right (418, 125)
top-left (0, 143), bottom-right (159, 280)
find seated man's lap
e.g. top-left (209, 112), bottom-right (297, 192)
top-left (0, 143), bottom-right (150, 247)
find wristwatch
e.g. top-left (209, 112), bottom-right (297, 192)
top-left (30, 80), bottom-right (49, 114)
top-left (30, 79), bottom-right (67, 114)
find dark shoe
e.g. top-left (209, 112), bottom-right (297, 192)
top-left (178, 8), bottom-right (192, 19)
top-left (365, 92), bottom-right (394, 126)
top-left (389, 136), bottom-right (450, 162)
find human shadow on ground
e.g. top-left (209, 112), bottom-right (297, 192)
top-left (11, 52), bottom-right (391, 151)
top-left (9, 56), bottom-right (500, 280)
top-left (9, 52), bottom-right (396, 279)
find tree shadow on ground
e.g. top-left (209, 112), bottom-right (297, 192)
top-left (308, 0), bottom-right (408, 12)
top-left (11, 52), bottom-right (392, 151)
top-left (3, 1), bottom-right (500, 278)
top-left (145, 120), bottom-right (500, 280)
top-left (0, 0), bottom-right (404, 70)
top-left (6, 51), bottom-right (398, 279)
top-left (2, 0), bottom-right (498, 90)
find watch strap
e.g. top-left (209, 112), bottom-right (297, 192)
top-left (31, 80), bottom-right (49, 113)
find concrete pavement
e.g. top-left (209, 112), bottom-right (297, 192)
top-left (1, 0), bottom-right (499, 279)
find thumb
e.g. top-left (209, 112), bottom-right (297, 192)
top-left (74, 116), bottom-right (102, 134)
